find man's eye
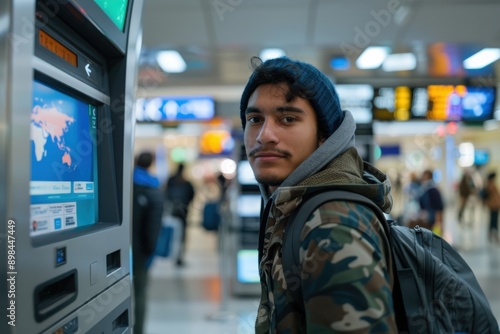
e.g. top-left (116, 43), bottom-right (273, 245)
top-left (247, 116), bottom-right (262, 124)
top-left (281, 116), bottom-right (296, 124)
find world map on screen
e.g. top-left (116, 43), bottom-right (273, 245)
top-left (30, 81), bottom-right (94, 183)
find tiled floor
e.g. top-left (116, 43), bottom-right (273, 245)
top-left (144, 203), bottom-right (500, 334)
top-left (145, 227), bottom-right (259, 334)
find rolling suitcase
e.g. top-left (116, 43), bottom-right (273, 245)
top-left (154, 214), bottom-right (182, 260)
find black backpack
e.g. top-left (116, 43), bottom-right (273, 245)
top-left (282, 190), bottom-right (499, 334)
top-left (480, 187), bottom-right (490, 201)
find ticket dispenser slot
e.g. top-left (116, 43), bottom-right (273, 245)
top-left (106, 250), bottom-right (121, 275)
top-left (112, 309), bottom-right (129, 332)
top-left (34, 270), bottom-right (78, 322)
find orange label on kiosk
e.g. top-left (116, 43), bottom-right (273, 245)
top-left (39, 30), bottom-right (78, 67)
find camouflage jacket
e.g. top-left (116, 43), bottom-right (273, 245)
top-left (255, 148), bottom-right (397, 333)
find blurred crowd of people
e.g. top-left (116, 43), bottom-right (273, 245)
top-left (131, 152), bottom-right (198, 334)
top-left (455, 168), bottom-right (500, 244)
top-left (399, 169), bottom-right (445, 235)
top-left (131, 150), bottom-right (233, 333)
top-left (395, 167), bottom-right (500, 244)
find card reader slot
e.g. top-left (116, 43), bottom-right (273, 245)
top-left (34, 269), bottom-right (78, 322)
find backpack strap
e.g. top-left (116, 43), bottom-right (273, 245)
top-left (282, 190), bottom-right (391, 315)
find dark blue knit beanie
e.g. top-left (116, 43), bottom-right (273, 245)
top-left (240, 57), bottom-right (343, 138)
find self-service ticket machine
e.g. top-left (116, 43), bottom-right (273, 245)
top-left (229, 158), bottom-right (261, 296)
top-left (355, 123), bottom-right (375, 164)
top-left (1, 0), bottom-right (143, 333)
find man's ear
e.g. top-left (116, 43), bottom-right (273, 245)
top-left (318, 129), bottom-right (326, 145)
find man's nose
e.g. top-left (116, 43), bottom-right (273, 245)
top-left (256, 119), bottom-right (279, 144)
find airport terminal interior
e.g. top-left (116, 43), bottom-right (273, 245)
top-left (2, 0), bottom-right (500, 333)
top-left (137, 1), bottom-right (500, 331)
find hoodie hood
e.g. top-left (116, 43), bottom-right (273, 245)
top-left (271, 148), bottom-right (393, 219)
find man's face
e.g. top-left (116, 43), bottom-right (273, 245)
top-left (243, 83), bottom-right (324, 190)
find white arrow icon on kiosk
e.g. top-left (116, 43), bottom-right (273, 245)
top-left (85, 63), bottom-right (92, 77)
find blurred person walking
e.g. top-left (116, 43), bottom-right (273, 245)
top-left (165, 163), bottom-right (195, 266)
top-left (132, 151), bottom-right (164, 334)
top-left (418, 169), bottom-right (445, 235)
top-left (483, 172), bottom-right (500, 244)
top-left (402, 171), bottom-right (422, 226)
top-left (458, 168), bottom-right (477, 224)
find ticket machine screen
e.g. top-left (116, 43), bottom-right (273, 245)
top-left (30, 80), bottom-right (98, 236)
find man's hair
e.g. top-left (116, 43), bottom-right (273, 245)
top-left (487, 172), bottom-right (496, 181)
top-left (136, 151), bottom-right (154, 169)
top-left (422, 169), bottom-right (433, 180)
top-left (245, 57), bottom-right (315, 104)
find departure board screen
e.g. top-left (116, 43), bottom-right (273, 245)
top-left (39, 30), bottom-right (77, 67)
top-left (426, 85), bottom-right (462, 121)
top-left (336, 84), bottom-right (374, 123)
top-left (410, 88), bottom-right (429, 119)
top-left (135, 96), bottom-right (215, 121)
top-left (461, 87), bottom-right (496, 122)
top-left (373, 85), bottom-right (496, 122)
top-left (414, 85), bottom-right (495, 122)
top-left (372, 87), bottom-right (412, 121)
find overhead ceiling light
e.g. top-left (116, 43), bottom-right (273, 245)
top-left (382, 53), bottom-right (417, 71)
top-left (463, 48), bottom-right (500, 69)
top-left (156, 50), bottom-right (187, 73)
top-left (259, 48), bottom-right (286, 62)
top-left (355, 46), bottom-right (390, 70)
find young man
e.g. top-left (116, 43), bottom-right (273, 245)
top-left (240, 57), bottom-right (397, 333)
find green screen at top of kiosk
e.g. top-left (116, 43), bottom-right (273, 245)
top-left (94, 0), bottom-right (128, 31)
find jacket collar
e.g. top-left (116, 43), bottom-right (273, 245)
top-left (269, 148), bottom-right (393, 221)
